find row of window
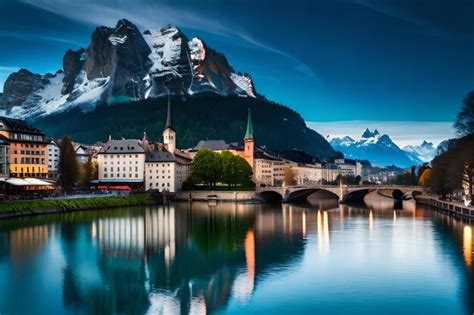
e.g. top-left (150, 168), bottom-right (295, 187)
top-left (13, 150), bottom-right (45, 155)
top-left (14, 142), bottom-right (44, 148)
top-left (12, 166), bottom-right (46, 173)
top-left (149, 176), bottom-right (172, 179)
top-left (104, 167), bottom-right (139, 172)
top-left (104, 160), bottom-right (139, 165)
top-left (103, 173), bottom-right (140, 178)
top-left (10, 133), bottom-right (44, 141)
top-left (13, 158), bottom-right (46, 164)
top-left (148, 169), bottom-right (171, 174)
top-left (103, 154), bottom-right (140, 158)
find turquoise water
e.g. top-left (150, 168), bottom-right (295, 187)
top-left (0, 201), bottom-right (473, 314)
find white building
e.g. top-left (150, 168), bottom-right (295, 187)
top-left (145, 149), bottom-right (176, 192)
top-left (47, 140), bottom-right (60, 178)
top-left (97, 139), bottom-right (145, 185)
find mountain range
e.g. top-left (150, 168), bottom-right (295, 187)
top-left (0, 19), bottom-right (335, 157)
top-left (0, 19), bottom-right (256, 118)
top-left (330, 129), bottom-right (439, 167)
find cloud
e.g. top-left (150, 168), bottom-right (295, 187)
top-left (24, 0), bottom-right (316, 78)
top-left (0, 31), bottom-right (82, 46)
top-left (307, 120), bottom-right (455, 147)
top-left (0, 66), bottom-right (20, 74)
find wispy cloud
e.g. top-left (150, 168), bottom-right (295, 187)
top-left (24, 0), bottom-right (316, 78)
top-left (307, 120), bottom-right (455, 147)
top-left (0, 66), bottom-right (20, 74)
top-left (0, 31), bottom-right (82, 46)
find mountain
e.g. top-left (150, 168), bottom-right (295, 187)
top-left (330, 128), bottom-right (422, 167)
top-left (0, 19), bottom-right (256, 118)
top-left (402, 141), bottom-right (436, 163)
top-left (0, 19), bottom-right (335, 157)
top-left (33, 94), bottom-right (336, 157)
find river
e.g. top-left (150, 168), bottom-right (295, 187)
top-left (0, 199), bottom-right (473, 314)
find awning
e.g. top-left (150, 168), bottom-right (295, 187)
top-left (5, 178), bottom-right (54, 186)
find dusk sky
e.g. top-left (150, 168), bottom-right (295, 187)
top-left (0, 0), bottom-right (473, 144)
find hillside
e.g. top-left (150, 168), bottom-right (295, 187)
top-left (33, 93), bottom-right (336, 158)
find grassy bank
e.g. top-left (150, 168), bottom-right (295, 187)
top-left (0, 194), bottom-right (155, 214)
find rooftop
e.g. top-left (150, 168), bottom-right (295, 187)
top-left (99, 139), bottom-right (145, 154)
top-left (146, 149), bottom-right (176, 162)
top-left (0, 116), bottom-right (44, 135)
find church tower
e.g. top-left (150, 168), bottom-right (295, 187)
top-left (163, 97), bottom-right (176, 153)
top-left (243, 108), bottom-right (254, 168)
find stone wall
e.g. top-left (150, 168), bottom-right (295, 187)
top-left (175, 190), bottom-right (259, 202)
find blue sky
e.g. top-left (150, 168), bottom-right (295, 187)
top-left (0, 0), bottom-right (473, 139)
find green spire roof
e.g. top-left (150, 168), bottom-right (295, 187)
top-left (244, 108), bottom-right (254, 140)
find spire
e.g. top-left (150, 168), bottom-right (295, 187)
top-left (165, 95), bottom-right (174, 130)
top-left (244, 108), bottom-right (254, 140)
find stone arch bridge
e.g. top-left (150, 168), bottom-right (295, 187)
top-left (256, 185), bottom-right (423, 203)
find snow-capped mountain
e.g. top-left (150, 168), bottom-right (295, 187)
top-left (0, 19), bottom-right (257, 119)
top-left (402, 141), bottom-right (436, 163)
top-left (330, 128), bottom-right (423, 167)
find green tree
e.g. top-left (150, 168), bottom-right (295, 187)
top-left (232, 154), bottom-right (253, 188)
top-left (59, 135), bottom-right (79, 191)
top-left (191, 148), bottom-right (222, 188)
top-left (454, 90), bottom-right (474, 136)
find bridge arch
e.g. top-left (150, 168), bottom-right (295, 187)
top-left (258, 190), bottom-right (283, 202)
top-left (341, 188), bottom-right (372, 203)
top-left (284, 188), bottom-right (339, 203)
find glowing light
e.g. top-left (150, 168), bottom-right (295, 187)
top-left (463, 225), bottom-right (472, 267)
top-left (302, 212), bottom-right (306, 238)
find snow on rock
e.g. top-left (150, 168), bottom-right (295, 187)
top-left (188, 37), bottom-right (206, 63)
top-left (143, 27), bottom-right (183, 78)
top-left (108, 34), bottom-right (128, 45)
top-left (230, 73), bottom-right (256, 98)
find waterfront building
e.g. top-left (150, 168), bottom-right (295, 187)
top-left (145, 148), bottom-right (176, 192)
top-left (0, 135), bottom-right (10, 178)
top-left (0, 116), bottom-right (48, 178)
top-left (174, 149), bottom-right (192, 190)
top-left (96, 139), bottom-right (146, 189)
top-left (47, 140), bottom-right (60, 179)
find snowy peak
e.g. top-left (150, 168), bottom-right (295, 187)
top-left (403, 140), bottom-right (436, 163)
top-left (330, 128), bottom-right (422, 167)
top-left (0, 19), bottom-right (257, 119)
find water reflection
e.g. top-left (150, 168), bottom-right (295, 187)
top-left (0, 201), bottom-right (473, 314)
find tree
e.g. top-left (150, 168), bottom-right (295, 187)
top-left (80, 156), bottom-right (97, 187)
top-left (59, 135), bottom-right (79, 191)
top-left (454, 90), bottom-right (474, 136)
top-left (191, 148), bottom-right (222, 187)
top-left (419, 168), bottom-right (432, 188)
top-left (354, 175), bottom-right (362, 185)
top-left (283, 167), bottom-right (297, 186)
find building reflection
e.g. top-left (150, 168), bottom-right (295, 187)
top-left (9, 225), bottom-right (49, 266)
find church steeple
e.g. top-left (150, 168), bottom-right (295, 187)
top-left (165, 96), bottom-right (174, 131)
top-left (244, 108), bottom-right (253, 140)
top-left (163, 95), bottom-right (176, 153)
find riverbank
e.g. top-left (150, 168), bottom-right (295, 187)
top-left (416, 195), bottom-right (474, 218)
top-left (175, 190), bottom-right (261, 202)
top-left (0, 194), bottom-right (155, 220)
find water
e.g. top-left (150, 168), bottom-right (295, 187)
top-left (0, 200), bottom-right (473, 314)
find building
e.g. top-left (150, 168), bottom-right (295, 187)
top-left (0, 135), bottom-right (10, 178)
top-left (0, 117), bottom-right (48, 178)
top-left (96, 139), bottom-right (145, 189)
top-left (145, 148), bottom-right (176, 192)
top-left (243, 108), bottom-right (254, 168)
top-left (174, 149), bottom-right (192, 190)
top-left (47, 140), bottom-right (60, 179)
top-left (162, 98), bottom-right (176, 153)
